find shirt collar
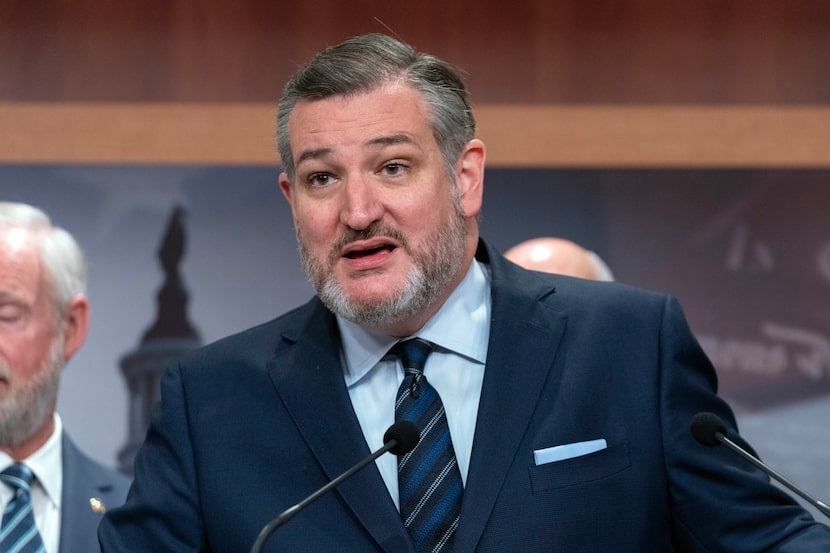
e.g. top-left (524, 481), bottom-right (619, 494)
top-left (0, 413), bottom-right (63, 509)
top-left (339, 259), bottom-right (491, 387)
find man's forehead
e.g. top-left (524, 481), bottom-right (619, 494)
top-left (289, 92), bottom-right (431, 166)
top-left (0, 227), bottom-right (35, 255)
top-left (289, 84), bottom-right (428, 129)
top-left (0, 230), bottom-right (43, 297)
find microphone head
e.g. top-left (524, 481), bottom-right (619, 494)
top-left (383, 421), bottom-right (421, 455)
top-left (690, 412), bottom-right (728, 447)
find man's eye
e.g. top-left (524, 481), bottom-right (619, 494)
top-left (0, 305), bottom-right (23, 322)
top-left (382, 163), bottom-right (406, 176)
top-left (308, 173), bottom-right (334, 187)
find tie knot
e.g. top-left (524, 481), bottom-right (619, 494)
top-left (0, 463), bottom-right (35, 493)
top-left (390, 338), bottom-right (433, 375)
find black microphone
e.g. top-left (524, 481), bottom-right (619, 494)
top-left (690, 412), bottom-right (830, 519)
top-left (249, 420), bottom-right (421, 553)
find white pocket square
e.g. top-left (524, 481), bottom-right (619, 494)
top-left (534, 438), bottom-right (608, 465)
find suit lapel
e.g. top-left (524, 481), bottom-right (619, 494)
top-left (59, 434), bottom-right (124, 553)
top-left (268, 301), bottom-right (412, 553)
top-left (454, 242), bottom-right (568, 551)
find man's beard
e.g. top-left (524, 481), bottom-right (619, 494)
top-left (0, 334), bottom-right (64, 447)
top-left (298, 193), bottom-right (469, 330)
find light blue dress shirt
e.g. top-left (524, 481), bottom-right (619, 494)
top-left (339, 260), bottom-right (492, 508)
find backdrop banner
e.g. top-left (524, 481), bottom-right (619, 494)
top-left (3, 165), bottom-right (827, 518)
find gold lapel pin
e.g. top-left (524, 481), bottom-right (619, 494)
top-left (89, 497), bottom-right (106, 513)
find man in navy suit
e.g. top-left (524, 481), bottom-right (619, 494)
top-left (0, 202), bottom-right (130, 553)
top-left (99, 34), bottom-right (830, 552)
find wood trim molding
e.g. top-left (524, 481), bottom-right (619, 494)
top-left (2, 103), bottom-right (829, 167)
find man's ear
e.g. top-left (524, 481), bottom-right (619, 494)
top-left (279, 172), bottom-right (294, 204)
top-left (456, 139), bottom-right (486, 217)
top-left (61, 294), bottom-right (89, 361)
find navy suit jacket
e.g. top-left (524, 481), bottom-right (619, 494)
top-left (60, 432), bottom-right (130, 553)
top-left (99, 239), bottom-right (830, 552)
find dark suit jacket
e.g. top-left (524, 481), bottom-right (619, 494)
top-left (99, 239), bottom-right (830, 552)
top-left (60, 432), bottom-right (131, 553)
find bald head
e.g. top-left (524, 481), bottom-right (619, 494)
top-left (504, 237), bottom-right (614, 281)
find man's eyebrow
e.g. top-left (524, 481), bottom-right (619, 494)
top-left (295, 134), bottom-right (417, 166)
top-left (296, 147), bottom-right (333, 166)
top-left (366, 134), bottom-right (416, 148)
top-left (0, 291), bottom-right (24, 303)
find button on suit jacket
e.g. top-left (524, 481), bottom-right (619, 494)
top-left (99, 239), bottom-right (830, 552)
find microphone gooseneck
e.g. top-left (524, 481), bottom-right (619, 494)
top-left (249, 421), bottom-right (421, 553)
top-left (689, 412), bottom-right (830, 519)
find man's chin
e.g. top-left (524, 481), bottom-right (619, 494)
top-left (334, 277), bottom-right (407, 305)
top-left (322, 288), bottom-right (413, 327)
top-left (333, 295), bottom-right (401, 320)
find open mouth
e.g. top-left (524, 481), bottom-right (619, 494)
top-left (344, 244), bottom-right (396, 259)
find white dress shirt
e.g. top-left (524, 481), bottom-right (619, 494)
top-left (339, 260), bottom-right (492, 508)
top-left (0, 413), bottom-right (63, 553)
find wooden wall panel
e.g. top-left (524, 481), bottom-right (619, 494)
top-left (1, 0), bottom-right (829, 103)
top-left (3, 103), bottom-right (829, 166)
top-left (1, 0), bottom-right (828, 166)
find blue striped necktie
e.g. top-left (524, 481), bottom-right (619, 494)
top-left (1, 463), bottom-right (46, 553)
top-left (392, 338), bottom-right (463, 553)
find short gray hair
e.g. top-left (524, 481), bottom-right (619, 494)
top-left (277, 33), bottom-right (476, 182)
top-left (0, 202), bottom-right (87, 317)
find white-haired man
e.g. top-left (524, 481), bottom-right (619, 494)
top-left (0, 202), bottom-right (130, 553)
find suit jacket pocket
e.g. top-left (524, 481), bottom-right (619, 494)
top-left (529, 440), bottom-right (631, 493)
